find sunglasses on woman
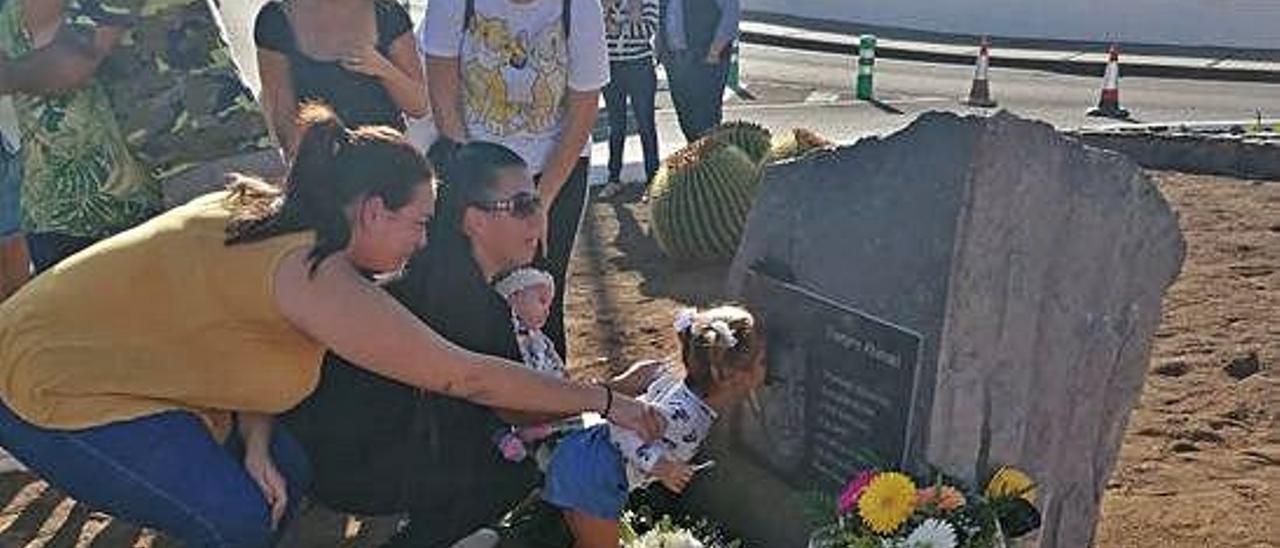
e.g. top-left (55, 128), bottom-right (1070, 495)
top-left (470, 192), bottom-right (543, 219)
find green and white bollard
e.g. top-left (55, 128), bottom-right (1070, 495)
top-left (856, 34), bottom-right (876, 100)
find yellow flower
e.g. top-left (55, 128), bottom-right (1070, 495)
top-left (986, 466), bottom-right (1037, 503)
top-left (857, 472), bottom-right (917, 534)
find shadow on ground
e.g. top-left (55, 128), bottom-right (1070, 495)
top-left (598, 192), bottom-right (730, 305)
top-left (0, 472), bottom-right (398, 548)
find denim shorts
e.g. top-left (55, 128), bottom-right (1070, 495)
top-left (541, 424), bottom-right (630, 520)
top-left (0, 142), bottom-right (21, 237)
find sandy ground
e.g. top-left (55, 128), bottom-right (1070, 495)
top-left (567, 171), bottom-right (1279, 548)
top-left (0, 172), bottom-right (1274, 547)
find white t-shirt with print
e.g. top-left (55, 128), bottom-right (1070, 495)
top-left (420, 0), bottom-right (609, 174)
top-left (608, 368), bottom-right (718, 490)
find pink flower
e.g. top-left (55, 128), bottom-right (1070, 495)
top-left (837, 471), bottom-right (876, 515)
top-left (917, 486), bottom-right (940, 506)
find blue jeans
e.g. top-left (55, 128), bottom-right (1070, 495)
top-left (662, 49), bottom-right (731, 142)
top-left (604, 58), bottom-right (660, 183)
top-left (0, 401), bottom-right (309, 547)
top-left (25, 232), bottom-right (98, 274)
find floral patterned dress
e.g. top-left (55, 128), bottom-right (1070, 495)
top-left (0, 0), bottom-right (158, 237)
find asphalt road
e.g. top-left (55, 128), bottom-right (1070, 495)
top-left (734, 43), bottom-right (1278, 130)
top-left (591, 43), bottom-right (1280, 181)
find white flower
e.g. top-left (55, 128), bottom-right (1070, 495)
top-left (904, 519), bottom-right (957, 548)
top-left (630, 529), bottom-right (706, 548)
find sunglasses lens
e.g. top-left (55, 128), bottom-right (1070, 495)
top-left (512, 195), bottom-right (541, 218)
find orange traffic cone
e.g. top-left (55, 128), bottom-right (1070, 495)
top-left (1087, 44), bottom-right (1130, 119)
top-left (964, 36), bottom-right (997, 107)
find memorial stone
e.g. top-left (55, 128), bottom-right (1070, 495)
top-left (686, 112), bottom-right (1185, 548)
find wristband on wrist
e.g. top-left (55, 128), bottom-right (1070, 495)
top-left (601, 383), bottom-right (614, 419)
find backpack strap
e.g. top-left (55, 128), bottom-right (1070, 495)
top-left (561, 0), bottom-right (571, 37)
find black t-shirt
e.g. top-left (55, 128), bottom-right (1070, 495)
top-left (283, 226), bottom-right (536, 544)
top-left (254, 0), bottom-right (412, 130)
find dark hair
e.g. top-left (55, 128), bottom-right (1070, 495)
top-left (677, 305), bottom-right (766, 396)
top-left (433, 140), bottom-right (527, 234)
top-left (224, 103), bottom-right (432, 275)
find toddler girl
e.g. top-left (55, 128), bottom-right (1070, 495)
top-left (541, 305), bottom-right (767, 547)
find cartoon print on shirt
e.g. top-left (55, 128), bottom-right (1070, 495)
top-left (461, 13), bottom-right (567, 137)
top-left (463, 14), bottom-right (521, 134)
top-left (527, 21), bottom-right (568, 132)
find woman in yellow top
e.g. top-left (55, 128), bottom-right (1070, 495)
top-left (0, 103), bottom-right (661, 548)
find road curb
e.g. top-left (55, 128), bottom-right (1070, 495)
top-left (739, 29), bottom-right (1280, 84)
top-left (1068, 129), bottom-right (1280, 181)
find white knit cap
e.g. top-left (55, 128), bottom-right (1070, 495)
top-left (492, 267), bottom-right (555, 300)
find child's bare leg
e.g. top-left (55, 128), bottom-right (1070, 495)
top-left (563, 510), bottom-right (619, 548)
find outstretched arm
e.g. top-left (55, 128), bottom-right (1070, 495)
top-left (273, 250), bottom-right (664, 439)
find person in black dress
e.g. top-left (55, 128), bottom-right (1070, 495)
top-left (255, 0), bottom-right (429, 157)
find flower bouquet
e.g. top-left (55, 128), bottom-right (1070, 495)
top-left (806, 466), bottom-right (1042, 548)
top-left (620, 497), bottom-right (744, 548)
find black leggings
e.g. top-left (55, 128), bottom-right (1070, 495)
top-left (535, 157), bottom-right (589, 360)
top-left (603, 58), bottom-right (660, 183)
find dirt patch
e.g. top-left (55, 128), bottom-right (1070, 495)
top-left (564, 172), bottom-right (1278, 548)
top-left (0, 172), bottom-right (1273, 547)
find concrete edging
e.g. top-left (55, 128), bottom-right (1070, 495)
top-left (1068, 131), bottom-right (1280, 180)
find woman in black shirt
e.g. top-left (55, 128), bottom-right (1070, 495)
top-left (284, 142), bottom-right (660, 547)
top-left (255, 0), bottom-right (428, 156)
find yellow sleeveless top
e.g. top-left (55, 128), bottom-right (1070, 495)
top-left (0, 192), bottom-right (325, 440)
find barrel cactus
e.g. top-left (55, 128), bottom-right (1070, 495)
top-left (649, 138), bottom-right (760, 262)
top-left (768, 128), bottom-right (834, 162)
top-left (706, 120), bottom-right (773, 166)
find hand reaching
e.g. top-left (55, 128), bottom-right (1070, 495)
top-left (609, 393), bottom-right (666, 441)
top-left (652, 459), bottom-right (696, 494)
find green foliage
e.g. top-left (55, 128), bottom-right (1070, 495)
top-left (799, 490), bottom-right (840, 529)
top-left (624, 488), bottom-right (745, 548)
top-left (706, 121), bottom-right (773, 166)
top-left (649, 138), bottom-right (760, 262)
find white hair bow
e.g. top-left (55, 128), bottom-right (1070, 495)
top-left (673, 308), bottom-right (697, 334)
top-left (709, 320), bottom-right (738, 348)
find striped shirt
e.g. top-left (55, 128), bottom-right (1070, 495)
top-left (605, 0), bottom-right (659, 62)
